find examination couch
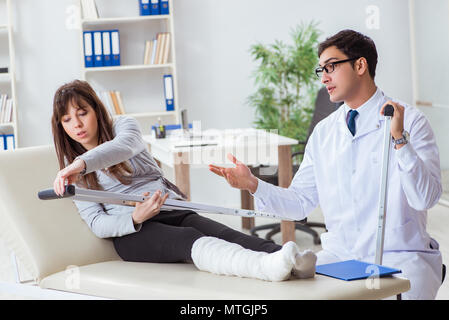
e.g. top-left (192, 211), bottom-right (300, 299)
top-left (0, 145), bottom-right (410, 299)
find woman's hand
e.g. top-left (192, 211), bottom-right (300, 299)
top-left (209, 153), bottom-right (259, 193)
top-left (132, 190), bottom-right (169, 225)
top-left (53, 158), bottom-right (86, 196)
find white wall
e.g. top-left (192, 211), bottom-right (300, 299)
top-left (8, 0), bottom-right (422, 206)
top-left (410, 0), bottom-right (449, 170)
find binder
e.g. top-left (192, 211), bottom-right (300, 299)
top-left (150, 38), bottom-right (158, 65)
top-left (102, 31), bottom-right (112, 66)
top-left (109, 91), bottom-right (122, 115)
top-left (0, 94), bottom-right (7, 123)
top-left (111, 30), bottom-right (121, 66)
top-left (83, 31), bottom-right (94, 68)
top-left (150, 0), bottom-right (160, 15)
top-left (93, 31), bottom-right (103, 67)
top-left (162, 32), bottom-right (171, 64)
top-left (163, 74), bottom-right (174, 111)
top-left (5, 99), bottom-right (12, 123)
top-left (315, 260), bottom-right (401, 281)
top-left (143, 40), bottom-right (153, 65)
top-left (115, 91), bottom-right (126, 114)
top-left (160, 0), bottom-right (169, 15)
top-left (154, 33), bottom-right (163, 64)
top-left (139, 0), bottom-right (150, 16)
top-left (0, 135), bottom-right (4, 150)
top-left (5, 134), bottom-right (14, 150)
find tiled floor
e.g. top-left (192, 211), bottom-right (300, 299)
top-left (0, 204), bottom-right (448, 299)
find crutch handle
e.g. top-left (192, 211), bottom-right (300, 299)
top-left (384, 104), bottom-right (394, 117)
top-left (38, 184), bottom-right (76, 200)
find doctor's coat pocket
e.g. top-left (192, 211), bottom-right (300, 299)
top-left (386, 219), bottom-right (423, 250)
top-left (370, 151), bottom-right (381, 166)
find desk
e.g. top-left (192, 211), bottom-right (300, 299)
top-left (142, 128), bottom-right (298, 243)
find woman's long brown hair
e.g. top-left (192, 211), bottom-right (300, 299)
top-left (51, 80), bottom-right (132, 190)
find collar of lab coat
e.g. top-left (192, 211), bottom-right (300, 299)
top-left (339, 87), bottom-right (386, 139)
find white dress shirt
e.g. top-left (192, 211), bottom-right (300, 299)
top-left (253, 88), bottom-right (442, 262)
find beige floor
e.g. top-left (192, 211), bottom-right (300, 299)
top-left (0, 204), bottom-right (448, 299)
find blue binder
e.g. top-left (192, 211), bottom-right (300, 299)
top-left (5, 134), bottom-right (14, 150)
top-left (110, 30), bottom-right (120, 66)
top-left (316, 260), bottom-right (401, 281)
top-left (139, 0), bottom-right (150, 15)
top-left (150, 0), bottom-right (160, 15)
top-left (163, 74), bottom-right (174, 111)
top-left (102, 31), bottom-right (112, 66)
top-left (83, 31), bottom-right (94, 68)
top-left (160, 0), bottom-right (169, 14)
top-left (151, 123), bottom-right (192, 132)
top-left (93, 31), bottom-right (103, 67)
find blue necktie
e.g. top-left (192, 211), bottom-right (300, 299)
top-left (347, 110), bottom-right (358, 136)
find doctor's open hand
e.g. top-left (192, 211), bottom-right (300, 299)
top-left (380, 100), bottom-right (405, 141)
top-left (209, 153), bottom-right (259, 194)
top-left (132, 190), bottom-right (169, 225)
top-left (53, 158), bottom-right (86, 196)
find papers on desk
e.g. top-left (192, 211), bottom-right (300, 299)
top-left (173, 138), bottom-right (218, 148)
top-left (316, 260), bottom-right (401, 281)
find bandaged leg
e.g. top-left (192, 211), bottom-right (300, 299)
top-left (191, 236), bottom-right (298, 281)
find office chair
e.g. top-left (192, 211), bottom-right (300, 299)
top-left (249, 87), bottom-right (343, 244)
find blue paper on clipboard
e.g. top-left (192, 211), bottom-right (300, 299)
top-left (316, 260), bottom-right (401, 281)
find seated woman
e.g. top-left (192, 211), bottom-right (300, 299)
top-left (51, 80), bottom-right (317, 281)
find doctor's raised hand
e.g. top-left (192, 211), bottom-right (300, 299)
top-left (380, 100), bottom-right (406, 149)
top-left (209, 153), bottom-right (259, 194)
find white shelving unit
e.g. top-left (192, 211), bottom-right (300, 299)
top-left (0, 0), bottom-right (19, 148)
top-left (78, 0), bottom-right (181, 132)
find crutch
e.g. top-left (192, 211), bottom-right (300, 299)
top-left (37, 184), bottom-right (294, 221)
top-left (375, 104), bottom-right (394, 265)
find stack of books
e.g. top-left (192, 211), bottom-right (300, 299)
top-left (80, 0), bottom-right (99, 20)
top-left (0, 93), bottom-right (13, 124)
top-left (97, 91), bottom-right (126, 116)
top-left (143, 32), bottom-right (171, 65)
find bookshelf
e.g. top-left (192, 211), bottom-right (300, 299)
top-left (78, 0), bottom-right (181, 134)
top-left (0, 0), bottom-right (18, 149)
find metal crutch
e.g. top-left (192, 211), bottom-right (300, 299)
top-left (375, 104), bottom-right (394, 265)
top-left (37, 184), bottom-right (294, 221)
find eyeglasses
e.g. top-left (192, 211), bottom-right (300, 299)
top-left (315, 57), bottom-right (360, 78)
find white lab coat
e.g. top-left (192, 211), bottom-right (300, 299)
top-left (253, 88), bottom-right (443, 299)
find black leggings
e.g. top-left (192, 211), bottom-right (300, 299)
top-left (113, 210), bottom-right (281, 263)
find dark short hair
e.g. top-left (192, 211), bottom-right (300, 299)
top-left (318, 29), bottom-right (378, 79)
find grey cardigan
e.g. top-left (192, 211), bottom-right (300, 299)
top-left (74, 116), bottom-right (184, 239)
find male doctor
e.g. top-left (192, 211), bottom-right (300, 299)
top-left (209, 29), bottom-right (443, 299)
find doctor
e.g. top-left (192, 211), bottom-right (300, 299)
top-left (209, 29), bottom-right (443, 299)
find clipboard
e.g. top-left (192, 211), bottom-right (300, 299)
top-left (316, 259), bottom-right (401, 281)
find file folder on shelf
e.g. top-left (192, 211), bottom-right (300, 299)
top-left (102, 31), bottom-right (112, 66)
top-left (150, 0), bottom-right (160, 15)
top-left (83, 31), bottom-right (94, 68)
top-left (139, 0), bottom-right (150, 15)
top-left (5, 134), bottom-right (14, 150)
top-left (93, 31), bottom-right (103, 67)
top-left (315, 260), bottom-right (401, 281)
top-left (160, 0), bottom-right (169, 14)
top-left (111, 30), bottom-right (120, 66)
top-left (163, 74), bottom-right (174, 111)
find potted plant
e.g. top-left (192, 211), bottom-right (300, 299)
top-left (247, 21), bottom-right (322, 164)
